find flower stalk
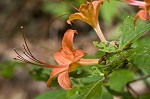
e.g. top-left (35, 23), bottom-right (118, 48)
top-left (77, 58), bottom-right (99, 66)
top-left (94, 23), bottom-right (107, 44)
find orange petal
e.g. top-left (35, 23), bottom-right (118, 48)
top-left (145, 0), bottom-right (150, 4)
top-left (62, 29), bottom-right (77, 54)
top-left (68, 62), bottom-right (79, 72)
top-left (134, 10), bottom-right (148, 26)
top-left (47, 66), bottom-right (68, 87)
top-left (54, 49), bottom-right (73, 65)
top-left (58, 71), bottom-right (72, 90)
top-left (67, 13), bottom-right (87, 25)
top-left (54, 29), bottom-right (85, 65)
top-left (54, 29), bottom-right (77, 65)
top-left (73, 49), bottom-right (86, 62)
top-left (92, 0), bottom-right (103, 23)
top-left (79, 2), bottom-right (95, 26)
top-left (62, 29), bottom-right (85, 63)
top-left (135, 10), bottom-right (148, 20)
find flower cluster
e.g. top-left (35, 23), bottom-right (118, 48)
top-left (14, 0), bottom-right (104, 90)
top-left (14, 0), bottom-right (150, 90)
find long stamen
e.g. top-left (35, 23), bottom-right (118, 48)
top-left (14, 48), bottom-right (25, 60)
top-left (14, 47), bottom-right (65, 68)
top-left (14, 32), bottom-right (66, 68)
top-left (23, 44), bottom-right (44, 64)
top-left (22, 32), bottom-right (55, 66)
top-left (23, 51), bottom-right (39, 63)
top-left (14, 48), bottom-right (52, 68)
top-left (22, 45), bottom-right (39, 63)
top-left (14, 57), bottom-right (52, 68)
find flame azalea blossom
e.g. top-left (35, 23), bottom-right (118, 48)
top-left (14, 29), bottom-right (99, 90)
top-left (67, 0), bottom-right (107, 44)
top-left (121, 0), bottom-right (150, 24)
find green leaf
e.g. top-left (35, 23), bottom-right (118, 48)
top-left (139, 93), bottom-right (150, 99)
top-left (73, 76), bottom-right (103, 85)
top-left (119, 16), bottom-right (150, 50)
top-left (108, 70), bottom-right (134, 92)
top-left (83, 80), bottom-right (102, 99)
top-left (130, 44), bottom-right (150, 73)
top-left (119, 16), bottom-right (134, 35)
top-left (67, 80), bottom-right (102, 99)
top-left (93, 41), bottom-right (117, 52)
top-left (35, 90), bottom-right (67, 99)
top-left (100, 49), bottom-right (133, 76)
top-left (101, 86), bottom-right (113, 99)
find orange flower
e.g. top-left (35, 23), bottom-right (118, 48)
top-left (14, 29), bottom-right (99, 90)
top-left (47, 29), bottom-right (86, 90)
top-left (122, 0), bottom-right (150, 24)
top-left (67, 0), bottom-right (107, 43)
top-left (48, 29), bottom-right (99, 90)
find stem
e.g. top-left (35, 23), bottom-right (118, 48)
top-left (94, 23), bottom-right (107, 44)
top-left (78, 58), bottom-right (99, 66)
top-left (126, 83), bottom-right (139, 98)
top-left (126, 75), bottom-right (150, 98)
top-left (128, 75), bottom-right (150, 84)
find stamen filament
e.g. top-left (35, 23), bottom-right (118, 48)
top-left (14, 33), bottom-right (66, 68)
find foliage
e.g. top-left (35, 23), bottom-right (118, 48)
top-left (130, 44), bottom-right (150, 73)
top-left (100, 0), bottom-right (126, 25)
top-left (7, 0), bottom-right (150, 99)
top-left (67, 80), bottom-right (102, 99)
top-left (119, 17), bottom-right (150, 50)
top-left (35, 90), bottom-right (67, 99)
top-left (108, 70), bottom-right (134, 92)
top-left (29, 66), bottom-right (50, 82)
top-left (0, 61), bottom-right (25, 78)
top-left (35, 15), bottom-right (150, 99)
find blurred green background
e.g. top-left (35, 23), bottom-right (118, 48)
top-left (0, 0), bottom-right (149, 99)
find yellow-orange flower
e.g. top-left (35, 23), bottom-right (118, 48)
top-left (67, 0), bottom-right (103, 28)
top-left (67, 0), bottom-right (107, 43)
